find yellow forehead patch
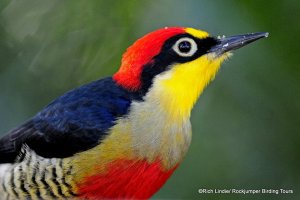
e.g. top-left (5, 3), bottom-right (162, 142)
top-left (185, 28), bottom-right (209, 39)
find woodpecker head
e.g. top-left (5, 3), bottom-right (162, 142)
top-left (113, 27), bottom-right (268, 119)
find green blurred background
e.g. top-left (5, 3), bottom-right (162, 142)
top-left (0, 0), bottom-right (299, 199)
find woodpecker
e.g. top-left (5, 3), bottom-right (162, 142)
top-left (0, 27), bottom-right (268, 200)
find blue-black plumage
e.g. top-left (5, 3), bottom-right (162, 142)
top-left (0, 77), bottom-right (142, 163)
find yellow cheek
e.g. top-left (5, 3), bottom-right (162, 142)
top-left (153, 53), bottom-right (229, 121)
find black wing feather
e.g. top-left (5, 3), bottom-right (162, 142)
top-left (0, 78), bottom-right (141, 164)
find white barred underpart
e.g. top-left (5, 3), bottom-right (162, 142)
top-left (0, 146), bottom-right (76, 200)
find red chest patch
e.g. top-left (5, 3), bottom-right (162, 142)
top-left (77, 159), bottom-right (177, 199)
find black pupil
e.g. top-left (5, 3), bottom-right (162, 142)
top-left (178, 41), bottom-right (191, 53)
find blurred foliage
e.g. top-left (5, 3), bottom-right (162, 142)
top-left (0, 0), bottom-right (299, 200)
top-left (0, 0), bottom-right (142, 130)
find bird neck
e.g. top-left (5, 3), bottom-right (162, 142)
top-left (149, 54), bottom-right (226, 122)
top-left (72, 55), bottom-right (227, 179)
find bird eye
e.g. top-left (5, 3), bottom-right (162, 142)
top-left (173, 37), bottom-right (197, 57)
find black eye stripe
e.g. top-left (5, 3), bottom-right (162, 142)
top-left (155, 33), bottom-right (218, 61)
top-left (140, 33), bottom-right (218, 94)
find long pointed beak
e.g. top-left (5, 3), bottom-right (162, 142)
top-left (209, 32), bottom-right (269, 55)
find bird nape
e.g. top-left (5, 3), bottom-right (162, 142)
top-left (0, 27), bottom-right (268, 200)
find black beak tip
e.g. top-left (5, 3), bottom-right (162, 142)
top-left (210, 31), bottom-right (269, 54)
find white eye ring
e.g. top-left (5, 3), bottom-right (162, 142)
top-left (172, 37), bottom-right (198, 57)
